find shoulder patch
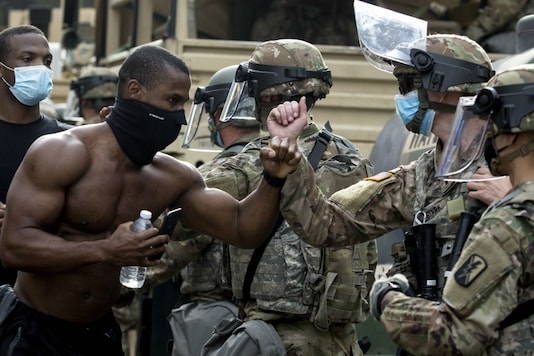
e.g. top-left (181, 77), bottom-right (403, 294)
top-left (364, 171), bottom-right (392, 182)
top-left (454, 253), bottom-right (487, 287)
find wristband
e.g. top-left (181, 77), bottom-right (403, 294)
top-left (262, 170), bottom-right (286, 187)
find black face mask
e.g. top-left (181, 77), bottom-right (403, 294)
top-left (106, 97), bottom-right (187, 166)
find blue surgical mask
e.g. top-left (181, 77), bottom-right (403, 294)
top-left (1, 62), bottom-right (53, 106)
top-left (394, 90), bottom-right (435, 137)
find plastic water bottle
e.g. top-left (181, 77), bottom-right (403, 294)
top-left (119, 209), bottom-right (153, 288)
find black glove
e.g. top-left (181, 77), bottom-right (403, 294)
top-left (370, 274), bottom-right (411, 321)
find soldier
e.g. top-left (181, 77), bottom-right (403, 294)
top-left (64, 66), bottom-right (118, 124)
top-left (202, 39), bottom-right (375, 355)
top-left (263, 3), bottom-right (512, 302)
top-left (370, 64), bottom-right (534, 355)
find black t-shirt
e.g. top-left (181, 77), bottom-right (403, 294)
top-left (0, 114), bottom-right (71, 285)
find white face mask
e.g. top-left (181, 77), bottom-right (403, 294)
top-left (1, 62), bottom-right (53, 106)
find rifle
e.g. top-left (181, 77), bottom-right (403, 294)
top-left (396, 223), bottom-right (438, 356)
top-left (444, 211), bottom-right (480, 285)
top-left (404, 223), bottom-right (439, 301)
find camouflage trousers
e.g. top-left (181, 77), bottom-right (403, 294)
top-left (112, 294), bottom-right (142, 356)
top-left (274, 320), bottom-right (363, 356)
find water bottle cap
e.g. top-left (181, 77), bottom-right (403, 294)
top-left (139, 210), bottom-right (152, 219)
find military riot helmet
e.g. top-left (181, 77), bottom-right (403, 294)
top-left (474, 65), bottom-right (534, 134)
top-left (183, 64), bottom-right (258, 151)
top-left (355, 1), bottom-right (495, 135)
top-left (72, 66), bottom-right (119, 99)
top-left (437, 64), bottom-right (534, 179)
top-left (354, 1), bottom-right (493, 94)
top-left (246, 39), bottom-right (332, 100)
top-left (220, 39), bottom-right (332, 129)
top-left (393, 34), bottom-right (494, 96)
top-left (197, 64), bottom-right (238, 119)
top-left (64, 66), bottom-right (118, 120)
top-left (394, 34), bottom-right (494, 134)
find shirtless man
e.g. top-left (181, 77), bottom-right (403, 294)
top-left (0, 45), bottom-right (299, 355)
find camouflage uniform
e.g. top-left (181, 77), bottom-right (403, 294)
top-left (369, 62), bottom-right (534, 355)
top-left (160, 39), bottom-right (378, 355)
top-left (378, 181), bottom-right (534, 354)
top-left (206, 122), bottom-right (376, 356)
top-left (283, 32), bottom-right (494, 298)
top-left (280, 140), bottom-right (486, 291)
top-left (177, 132), bottom-right (261, 302)
top-left (215, 38), bottom-right (377, 355)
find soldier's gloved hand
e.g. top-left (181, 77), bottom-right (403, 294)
top-left (370, 274), bottom-right (411, 321)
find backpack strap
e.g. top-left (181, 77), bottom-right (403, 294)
top-left (499, 299), bottom-right (534, 329)
top-left (307, 121), bottom-right (333, 170)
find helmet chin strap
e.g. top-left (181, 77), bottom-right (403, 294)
top-left (429, 91), bottom-right (456, 113)
top-left (406, 87), bottom-right (431, 134)
top-left (492, 136), bottom-right (534, 172)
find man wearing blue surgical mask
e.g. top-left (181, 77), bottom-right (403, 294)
top-left (0, 25), bottom-right (71, 286)
top-left (265, 33), bottom-right (515, 302)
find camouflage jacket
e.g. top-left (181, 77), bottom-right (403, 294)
top-left (380, 180), bottom-right (534, 355)
top-left (205, 122), bottom-right (377, 325)
top-left (281, 139), bottom-right (487, 245)
top-left (280, 140), bottom-right (490, 293)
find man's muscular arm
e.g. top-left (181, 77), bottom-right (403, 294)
top-left (177, 131), bottom-right (302, 249)
top-left (0, 133), bottom-right (167, 273)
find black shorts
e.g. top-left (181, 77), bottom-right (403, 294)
top-left (0, 289), bottom-right (124, 356)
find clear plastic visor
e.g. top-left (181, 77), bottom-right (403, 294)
top-left (354, 0), bottom-right (427, 73)
top-left (436, 96), bottom-right (490, 181)
top-left (182, 101), bottom-right (220, 152)
top-left (62, 90), bottom-right (85, 125)
top-left (220, 80), bottom-right (257, 123)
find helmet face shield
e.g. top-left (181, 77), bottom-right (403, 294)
top-left (220, 79), bottom-right (257, 123)
top-left (182, 99), bottom-right (221, 152)
top-left (354, 0), bottom-right (427, 73)
top-left (63, 89), bottom-right (84, 123)
top-left (437, 96), bottom-right (489, 180)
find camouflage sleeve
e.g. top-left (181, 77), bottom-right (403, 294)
top-left (143, 236), bottom-right (213, 289)
top-left (464, 0), bottom-right (525, 41)
top-left (280, 157), bottom-right (414, 247)
top-left (379, 211), bottom-right (526, 355)
top-left (203, 159), bottom-right (260, 200)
